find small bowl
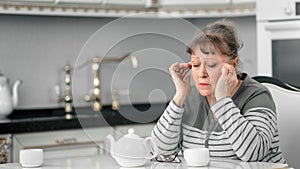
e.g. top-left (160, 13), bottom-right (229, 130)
top-left (19, 149), bottom-right (43, 168)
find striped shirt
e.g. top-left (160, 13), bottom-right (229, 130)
top-left (151, 73), bottom-right (286, 163)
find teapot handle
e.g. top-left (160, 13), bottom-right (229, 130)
top-left (143, 137), bottom-right (158, 159)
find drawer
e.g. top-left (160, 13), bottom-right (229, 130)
top-left (12, 127), bottom-right (113, 162)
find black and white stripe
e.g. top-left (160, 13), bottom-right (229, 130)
top-left (151, 99), bottom-right (285, 163)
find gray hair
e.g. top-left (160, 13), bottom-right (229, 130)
top-left (187, 19), bottom-right (243, 60)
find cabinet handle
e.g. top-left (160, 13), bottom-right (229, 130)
top-left (24, 141), bottom-right (104, 149)
top-left (55, 138), bottom-right (77, 144)
top-left (265, 21), bottom-right (300, 31)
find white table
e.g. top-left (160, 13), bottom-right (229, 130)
top-left (0, 154), bottom-right (289, 169)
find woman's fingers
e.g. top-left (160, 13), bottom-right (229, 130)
top-left (222, 63), bottom-right (236, 77)
top-left (170, 62), bottom-right (191, 79)
top-left (170, 62), bottom-right (192, 107)
top-left (220, 63), bottom-right (238, 96)
top-left (179, 63), bottom-right (191, 76)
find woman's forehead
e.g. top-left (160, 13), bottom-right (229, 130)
top-left (191, 53), bottom-right (221, 60)
top-left (191, 53), bottom-right (229, 63)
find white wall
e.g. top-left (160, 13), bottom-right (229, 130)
top-left (0, 15), bottom-right (256, 109)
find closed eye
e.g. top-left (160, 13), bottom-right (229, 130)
top-left (193, 64), bottom-right (200, 68)
top-left (207, 63), bottom-right (216, 68)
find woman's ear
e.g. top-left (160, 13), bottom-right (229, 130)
top-left (232, 57), bottom-right (239, 70)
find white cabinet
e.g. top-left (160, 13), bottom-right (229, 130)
top-left (256, 0), bottom-right (300, 21)
top-left (159, 0), bottom-right (230, 6)
top-left (157, 0), bottom-right (255, 18)
top-left (56, 0), bottom-right (102, 4)
top-left (6, 0), bottom-right (53, 2)
top-left (0, 0), bottom-right (255, 17)
top-left (231, 0), bottom-right (255, 4)
top-left (12, 127), bottom-right (113, 162)
top-left (11, 124), bottom-right (156, 163)
top-left (103, 0), bottom-right (145, 6)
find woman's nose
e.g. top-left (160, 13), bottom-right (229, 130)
top-left (198, 65), bottom-right (208, 78)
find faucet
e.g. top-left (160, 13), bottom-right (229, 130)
top-left (56, 64), bottom-right (73, 119)
top-left (84, 58), bottom-right (101, 111)
top-left (111, 89), bottom-right (119, 110)
top-left (85, 54), bottom-right (138, 111)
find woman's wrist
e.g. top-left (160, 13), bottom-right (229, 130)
top-left (172, 93), bottom-right (186, 108)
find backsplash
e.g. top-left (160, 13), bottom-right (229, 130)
top-left (0, 15), bottom-right (256, 109)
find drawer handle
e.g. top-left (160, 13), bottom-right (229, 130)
top-left (24, 140), bottom-right (104, 149)
top-left (55, 138), bottom-right (77, 144)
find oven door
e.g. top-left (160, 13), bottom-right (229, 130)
top-left (257, 20), bottom-right (300, 87)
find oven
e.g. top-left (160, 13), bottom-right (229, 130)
top-left (257, 0), bottom-right (300, 88)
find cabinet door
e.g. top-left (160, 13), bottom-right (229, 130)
top-left (160, 0), bottom-right (230, 6)
top-left (4, 0), bottom-right (54, 2)
top-left (231, 0), bottom-right (255, 4)
top-left (56, 0), bottom-right (101, 4)
top-left (12, 127), bottom-right (113, 162)
top-left (103, 0), bottom-right (145, 6)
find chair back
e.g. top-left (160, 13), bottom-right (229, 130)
top-left (253, 76), bottom-right (300, 168)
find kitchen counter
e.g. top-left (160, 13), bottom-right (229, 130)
top-left (0, 154), bottom-right (290, 169)
top-left (0, 103), bottom-right (167, 134)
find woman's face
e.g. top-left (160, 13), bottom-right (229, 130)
top-left (191, 46), bottom-right (230, 98)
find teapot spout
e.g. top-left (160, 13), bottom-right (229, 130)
top-left (106, 134), bottom-right (116, 158)
top-left (12, 80), bottom-right (22, 108)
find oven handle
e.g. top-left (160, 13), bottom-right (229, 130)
top-left (265, 21), bottom-right (300, 31)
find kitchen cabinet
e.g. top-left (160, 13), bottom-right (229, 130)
top-left (12, 127), bottom-right (113, 162)
top-left (56, 0), bottom-right (102, 4)
top-left (6, 0), bottom-right (53, 2)
top-left (159, 0), bottom-right (230, 6)
top-left (0, 0), bottom-right (255, 17)
top-left (157, 0), bottom-right (255, 18)
top-left (10, 124), bottom-right (155, 163)
top-left (56, 0), bottom-right (145, 5)
top-left (231, 0), bottom-right (255, 4)
top-left (103, 0), bottom-right (146, 6)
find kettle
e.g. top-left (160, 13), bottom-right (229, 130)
top-left (0, 74), bottom-right (22, 118)
top-left (107, 128), bottom-right (158, 167)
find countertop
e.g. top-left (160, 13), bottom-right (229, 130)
top-left (0, 103), bottom-right (167, 134)
top-left (0, 154), bottom-right (290, 169)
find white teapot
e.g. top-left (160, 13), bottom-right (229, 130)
top-left (0, 74), bottom-right (22, 118)
top-left (106, 128), bottom-right (158, 167)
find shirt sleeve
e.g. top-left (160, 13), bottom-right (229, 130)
top-left (151, 101), bottom-right (184, 156)
top-left (210, 95), bottom-right (277, 162)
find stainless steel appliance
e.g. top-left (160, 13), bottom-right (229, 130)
top-left (257, 0), bottom-right (300, 88)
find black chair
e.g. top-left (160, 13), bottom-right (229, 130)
top-left (253, 76), bottom-right (300, 168)
top-left (253, 76), bottom-right (300, 92)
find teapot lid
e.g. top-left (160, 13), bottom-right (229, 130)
top-left (124, 128), bottom-right (141, 139)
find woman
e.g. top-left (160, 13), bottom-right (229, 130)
top-left (151, 19), bottom-right (285, 163)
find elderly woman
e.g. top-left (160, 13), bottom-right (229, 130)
top-left (151, 19), bottom-right (285, 163)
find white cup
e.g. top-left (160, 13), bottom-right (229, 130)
top-left (184, 148), bottom-right (209, 167)
top-left (19, 149), bottom-right (44, 168)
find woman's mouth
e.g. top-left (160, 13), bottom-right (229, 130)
top-left (199, 83), bottom-right (209, 87)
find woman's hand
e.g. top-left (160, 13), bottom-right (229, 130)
top-left (169, 62), bottom-right (191, 107)
top-left (214, 63), bottom-right (239, 101)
